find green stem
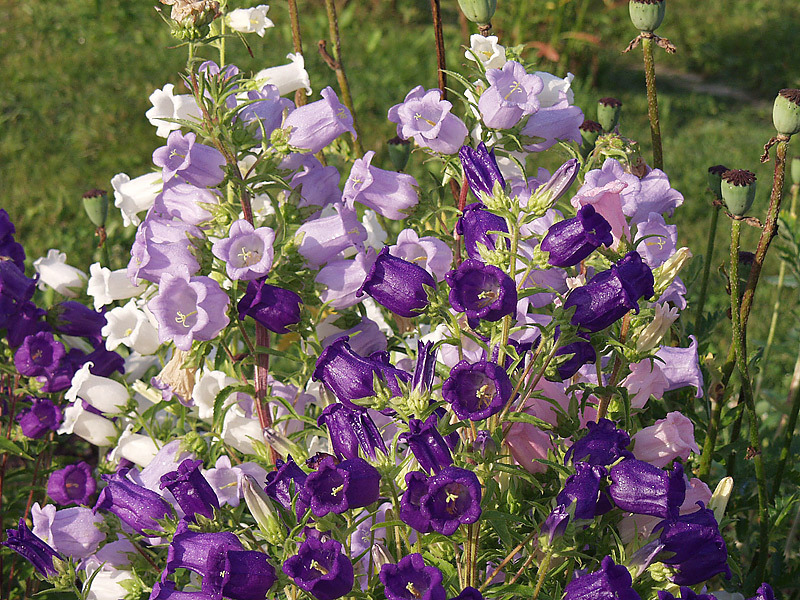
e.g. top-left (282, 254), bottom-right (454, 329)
top-left (641, 36), bottom-right (663, 170)
top-left (694, 204), bottom-right (720, 332)
top-left (697, 378), bottom-right (727, 479)
top-left (771, 347), bottom-right (800, 502)
top-left (531, 548), bottom-right (553, 600)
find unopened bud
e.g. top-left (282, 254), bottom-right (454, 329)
top-left (707, 165), bottom-right (729, 200)
top-left (82, 189), bottom-right (108, 228)
top-left (597, 97), bottom-right (622, 133)
top-left (241, 475), bottom-right (284, 544)
top-left (629, 0), bottom-right (665, 33)
top-left (773, 89), bottom-right (800, 137)
top-left (720, 169), bottom-right (757, 216)
top-left (370, 543), bottom-right (393, 572)
top-left (387, 136), bottom-right (413, 172)
top-left (263, 427), bottom-right (308, 462)
top-left (708, 476), bottom-right (733, 524)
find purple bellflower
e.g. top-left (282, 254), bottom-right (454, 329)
top-left (541, 205), bottom-right (613, 267)
top-left (608, 459), bottom-right (685, 520)
top-left (160, 458), bottom-right (220, 522)
top-left (520, 92), bottom-right (584, 153)
top-left (301, 456), bottom-right (380, 517)
top-left (459, 143), bottom-right (506, 200)
top-left (214, 550), bottom-right (277, 600)
top-left (442, 359), bottom-right (513, 421)
top-left (283, 535), bottom-right (354, 600)
top-left (457, 203), bottom-right (510, 260)
top-left (390, 229), bottom-right (453, 282)
top-left (400, 471), bottom-right (433, 533)
top-left (47, 461), bottom-right (96, 506)
top-left (478, 61), bottom-right (543, 129)
top-left (357, 246), bottom-right (436, 318)
top-left (534, 158), bottom-right (581, 204)
top-left (14, 331), bottom-right (65, 378)
top-left (317, 403), bottom-right (387, 460)
top-left (154, 180), bottom-right (220, 226)
top-left (562, 555), bottom-right (641, 600)
top-left (423, 466), bottom-right (482, 536)
top-left (164, 523), bottom-right (244, 589)
top-left (654, 336), bottom-right (704, 399)
top-left (284, 86), bottom-right (356, 154)
top-left (17, 397), bottom-right (62, 439)
top-left (296, 203), bottom-right (367, 267)
top-left (657, 589), bottom-right (718, 600)
top-left (6, 301), bottom-right (47, 348)
top-left (388, 86), bottom-right (468, 155)
top-left (0, 260), bottom-right (36, 304)
top-left (401, 415), bottom-right (454, 474)
top-left (238, 84), bottom-right (293, 141)
top-left (211, 219), bottom-right (275, 281)
top-left (412, 341), bottom-right (438, 394)
top-left (446, 259), bottom-right (517, 328)
top-left (747, 584), bottom-right (775, 600)
top-left (556, 462), bottom-right (612, 520)
top-left (265, 457), bottom-right (308, 511)
top-left (238, 279), bottom-right (302, 334)
top-left (288, 156), bottom-right (342, 209)
top-left (94, 473), bottom-right (173, 535)
top-left (2, 518), bottom-right (62, 577)
top-left (541, 504), bottom-right (570, 546)
top-left (127, 212), bottom-right (202, 285)
top-left (49, 301), bottom-right (106, 341)
top-left (380, 553), bottom-right (447, 600)
top-left (343, 151), bottom-right (419, 220)
top-left (552, 339), bottom-right (596, 381)
top-left (449, 588), bottom-right (484, 600)
top-left (565, 419), bottom-right (632, 467)
top-left (152, 130), bottom-right (226, 188)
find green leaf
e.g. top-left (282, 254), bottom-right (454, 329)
top-left (503, 412), bottom-right (554, 430)
top-left (0, 437), bottom-right (33, 460)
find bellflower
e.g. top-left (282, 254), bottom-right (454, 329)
top-left (541, 205), bottom-right (613, 267)
top-left (203, 455), bottom-right (267, 508)
top-left (342, 151), bottom-right (419, 220)
top-left (213, 550), bottom-right (277, 600)
top-left (31, 502), bottom-right (105, 560)
top-left (102, 300), bottom-right (160, 355)
top-left (388, 85), bottom-right (468, 154)
top-left (608, 459), bottom-right (685, 519)
top-left (318, 403), bottom-right (387, 460)
top-left (160, 458), bottom-right (220, 521)
top-left (238, 279), bottom-right (302, 334)
top-left (148, 266), bottom-right (230, 351)
top-left (565, 418), bottom-right (632, 466)
top-left (111, 171), bottom-right (161, 227)
top-left (479, 61), bottom-right (543, 129)
top-left (47, 461), bottom-right (96, 506)
top-left (562, 555), bottom-right (641, 600)
top-left (164, 522), bottom-right (244, 585)
top-left (127, 213), bottom-right (202, 285)
top-left (541, 504), bottom-right (570, 547)
top-left (227, 4), bottom-right (273, 36)
top-left (265, 457), bottom-right (308, 510)
top-left (536, 71), bottom-right (575, 107)
top-left (17, 397), bottom-right (62, 439)
top-left (422, 466), bottom-right (482, 535)
top-left (254, 52), bottom-right (312, 96)
top-left (380, 553), bottom-right (446, 600)
top-left (110, 425), bottom-right (160, 467)
top-left (534, 158), bottom-right (581, 205)
top-left (2, 518), bottom-right (62, 577)
top-left (457, 203), bottom-right (509, 260)
top-left (49, 301), bottom-right (106, 342)
top-left (58, 401), bottom-right (117, 447)
top-left (239, 84), bottom-right (293, 141)
top-left (65, 362), bottom-right (129, 414)
top-left (459, 143), bottom-right (506, 201)
top-left (283, 536), bottom-right (354, 600)
top-left (145, 83), bottom-right (201, 138)
top-left (465, 34), bottom-right (506, 69)
top-left (14, 331), bottom-right (65, 378)
top-left (624, 167), bottom-right (684, 225)
top-left (357, 246), bottom-right (436, 318)
top-left (0, 260), bottom-right (35, 305)
top-left (632, 412), bottom-right (700, 468)
top-left (94, 473), bottom-right (173, 535)
top-left (520, 92), bottom-right (583, 152)
top-left (654, 336), bottom-right (704, 398)
top-left (87, 263), bottom-right (147, 310)
top-left (399, 471), bottom-right (433, 533)
top-left (212, 219), bottom-right (275, 281)
top-left (301, 456), bottom-right (380, 517)
top-left (287, 156), bottom-right (342, 209)
top-left (620, 359), bottom-right (669, 409)
top-left (33, 249), bottom-right (87, 298)
top-left (154, 180), bottom-right (220, 226)
top-left (446, 259), bottom-right (517, 328)
top-left (296, 203), bottom-right (367, 267)
top-left (152, 131), bottom-right (225, 188)
top-left (0, 209), bottom-right (25, 267)
top-left (552, 339), bottom-right (596, 380)
top-left (391, 229), bottom-right (453, 282)
top-left (658, 589), bottom-right (718, 600)
top-left (556, 462), bottom-right (612, 520)
top-left (635, 213), bottom-right (678, 267)
top-left (442, 359), bottom-right (512, 421)
top-left (747, 584), bottom-right (775, 600)
top-left (402, 415), bottom-right (454, 473)
top-left (284, 86), bottom-right (355, 153)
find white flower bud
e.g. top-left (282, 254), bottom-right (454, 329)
top-left (254, 53), bottom-right (311, 96)
top-left (709, 476), bottom-right (734, 524)
top-left (58, 403), bottom-right (117, 447)
top-left (241, 475), bottom-right (283, 543)
top-left (108, 425), bottom-right (160, 467)
top-left (33, 250), bottom-right (87, 298)
top-left (110, 172), bottom-right (161, 228)
top-left (145, 83), bottom-right (201, 138)
top-left (636, 302), bottom-right (680, 352)
top-left (227, 5), bottom-right (274, 37)
top-left (66, 363), bottom-right (129, 414)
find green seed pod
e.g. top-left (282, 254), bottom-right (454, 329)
top-left (773, 89), bottom-right (800, 136)
top-left (597, 97), bottom-right (622, 133)
top-left (629, 0), bottom-right (665, 33)
top-left (791, 156), bottom-right (800, 185)
top-left (387, 136), bottom-right (413, 172)
top-left (579, 119), bottom-right (603, 149)
top-left (707, 165), bottom-right (729, 200)
top-left (82, 189), bottom-right (108, 228)
top-left (457, 0), bottom-right (497, 26)
top-left (720, 169), bottom-right (757, 216)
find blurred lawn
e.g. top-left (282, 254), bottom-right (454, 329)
top-left (2, 0), bottom-right (799, 391)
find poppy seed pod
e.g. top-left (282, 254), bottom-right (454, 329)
top-left (580, 119), bottom-right (603, 150)
top-left (707, 165), bottom-right (729, 200)
top-left (629, 0), bottom-right (665, 33)
top-left (82, 189), bottom-right (109, 228)
top-left (457, 0), bottom-right (496, 26)
top-left (720, 169), bottom-right (757, 216)
top-left (597, 97), bottom-right (622, 133)
top-left (773, 89), bottom-right (800, 136)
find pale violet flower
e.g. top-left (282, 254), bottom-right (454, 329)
top-left (110, 172), bottom-right (161, 227)
top-left (227, 4), bottom-right (274, 37)
top-left (102, 300), bottom-right (160, 355)
top-left (58, 402), bottom-right (118, 447)
top-left (66, 362), bottom-right (129, 414)
top-left (465, 34), bottom-right (506, 70)
top-left (108, 424), bottom-right (160, 467)
top-left (254, 53), bottom-right (311, 96)
top-left (145, 83), bottom-right (201, 138)
top-left (31, 503), bottom-right (105, 560)
top-left (87, 263), bottom-right (147, 310)
top-left (637, 302), bottom-right (680, 352)
top-left (203, 455), bottom-right (268, 507)
top-left (534, 71), bottom-right (575, 108)
top-left (33, 250), bottom-right (87, 298)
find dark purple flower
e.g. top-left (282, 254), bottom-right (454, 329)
top-left (401, 415), bottom-right (453, 474)
top-left (265, 457), bottom-right (308, 510)
top-left (16, 397), bottom-right (62, 439)
top-left (152, 130), bottom-right (226, 188)
top-left (283, 536), bottom-right (354, 600)
top-left (541, 504), bottom-right (570, 546)
top-left (608, 459), bottom-right (685, 519)
top-left (747, 584), bottom-right (775, 600)
top-left (2, 518), bottom-right (62, 577)
top-left (313, 336), bottom-right (411, 408)
top-left (654, 504), bottom-right (731, 586)
top-left (449, 588), bottom-right (483, 600)
top-left (14, 331), bottom-right (65, 378)
top-left (541, 205), bottom-right (613, 267)
top-left (164, 522), bottom-right (243, 586)
top-left (5, 301), bottom-right (48, 348)
top-left (301, 456), bottom-right (380, 517)
top-left (556, 462), bottom-right (611, 520)
top-left (317, 403), bottom-right (387, 460)
top-left (657, 588), bottom-right (718, 600)
top-left (0, 260), bottom-right (36, 304)
top-left (94, 473), bottom-right (173, 535)
top-left (380, 553), bottom-right (446, 600)
top-left (459, 143), bottom-right (506, 200)
top-left (0, 213), bottom-right (25, 269)
top-left (160, 459), bottom-right (220, 522)
top-left (82, 345), bottom-right (125, 378)
top-left (413, 341), bottom-right (438, 394)
top-left (457, 203), bottom-right (510, 260)
top-left (213, 550), bottom-right (277, 600)
top-left (446, 259), bottom-right (517, 328)
top-left (49, 301), bottom-right (106, 341)
top-left (238, 279), bottom-right (302, 334)
top-left (562, 555), bottom-right (641, 600)
top-left (357, 247), bottom-right (436, 318)
top-left (399, 471), bottom-right (432, 533)
top-left (442, 359), bottom-right (512, 421)
top-left (422, 466), bottom-right (482, 536)
top-left (565, 419), bottom-right (632, 467)
top-left (563, 251), bottom-right (654, 332)
top-left (552, 339), bottom-right (596, 381)
top-left (47, 462), bottom-right (96, 506)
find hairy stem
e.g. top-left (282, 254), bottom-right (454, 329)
top-left (430, 0), bottom-right (448, 98)
top-left (641, 36), bottom-right (663, 170)
top-left (694, 204), bottom-right (720, 332)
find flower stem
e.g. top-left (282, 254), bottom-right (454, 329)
top-left (596, 312), bottom-right (631, 421)
top-left (430, 0), bottom-right (448, 98)
top-left (479, 530), bottom-right (538, 591)
top-left (694, 203), bottom-right (720, 333)
top-left (641, 36), bottom-right (663, 170)
top-left (531, 548), bottom-right (553, 600)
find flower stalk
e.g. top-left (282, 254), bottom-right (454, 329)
top-left (641, 36), bottom-right (663, 170)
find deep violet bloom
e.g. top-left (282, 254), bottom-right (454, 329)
top-left (446, 259), bottom-right (517, 328)
top-left (442, 359), bottom-right (512, 421)
top-left (657, 588), bottom-right (718, 600)
top-left (608, 459), bottom-right (685, 519)
top-left (264, 458), bottom-right (308, 510)
top-left (49, 301), bottom-right (106, 340)
top-left (565, 419), bottom-right (632, 467)
top-left (552, 340), bottom-right (596, 381)
top-left (388, 86), bottom-right (468, 155)
top-left (412, 340), bottom-right (438, 394)
top-left (459, 143), bottom-right (506, 200)
top-left (380, 553), bottom-right (446, 600)
top-left (563, 251), bottom-right (654, 332)
top-left (0, 260), bottom-right (36, 304)
top-left (283, 536), bottom-right (354, 600)
top-left (2, 518), bottom-right (63, 577)
top-left (214, 550), bottom-right (277, 600)
top-left (556, 462), bottom-right (611, 520)
top-left (17, 397), bottom-right (62, 439)
top-left (401, 415), bottom-right (453, 474)
top-left (399, 470), bottom-right (432, 533)
top-left (5, 301), bottom-right (47, 348)
top-left (654, 504), bottom-right (731, 586)
top-left (343, 151), bottom-right (419, 220)
top-left (94, 473), bottom-right (173, 535)
top-left (449, 588), bottom-right (483, 600)
top-left (541, 205), bottom-right (613, 267)
top-left (423, 466), bottom-right (482, 536)
top-left (14, 331), bottom-right (65, 378)
top-left (160, 459), bottom-right (220, 522)
top-left (301, 456), bottom-right (380, 517)
top-left (313, 336), bottom-right (411, 408)
top-left (747, 584), bottom-right (775, 600)
top-left (164, 522), bottom-right (243, 586)
top-left (317, 403), bottom-right (387, 460)
top-left (478, 60), bottom-right (543, 129)
top-left (457, 203), bottom-right (509, 260)
top-left (211, 219), bottom-right (276, 281)
top-left (562, 555), bottom-right (641, 600)
top-left (237, 279), bottom-right (302, 334)
top-left (541, 504), bottom-right (570, 546)
top-left (152, 131), bottom-right (226, 188)
top-left (357, 247), bottom-right (436, 318)
top-left (47, 462), bottom-right (96, 506)
top-left (284, 86), bottom-right (356, 154)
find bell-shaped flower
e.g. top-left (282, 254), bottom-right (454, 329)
top-left (102, 300), bottom-right (160, 355)
top-left (654, 336), bottom-right (704, 398)
top-left (47, 462), bottom-right (96, 506)
top-left (620, 358), bottom-right (670, 409)
top-left (154, 180), bottom-right (220, 226)
top-left (109, 425), bottom-right (160, 468)
top-left (399, 471), bottom-right (433, 533)
top-left (31, 502), bottom-right (105, 560)
top-left (551, 338), bottom-right (596, 381)
top-left (227, 4), bottom-right (273, 36)
top-left (254, 52), bottom-right (312, 96)
top-left (402, 414), bottom-right (453, 474)
top-left (747, 584), bottom-right (776, 600)
top-left (316, 250), bottom-right (377, 309)
top-left (33, 249), bottom-right (86, 298)
top-left (265, 457), bottom-right (308, 511)
top-left (459, 143), bottom-right (506, 201)
top-left (221, 410), bottom-right (264, 455)
top-left (93, 473), bottom-right (173, 535)
top-left (14, 331), bottom-right (65, 378)
top-left (127, 213), bottom-right (202, 285)
top-left (535, 71), bottom-right (575, 108)
top-left (296, 203), bottom-right (367, 267)
top-left (464, 34), bottom-right (506, 69)
top-left (111, 171), bottom-right (161, 227)
top-left (152, 131), bottom-right (225, 188)
top-left (422, 466), bottom-right (482, 536)
top-left (2, 518), bottom-right (62, 578)
top-left (390, 228), bottom-right (453, 281)
top-left (457, 203), bottom-right (509, 260)
top-left (442, 359), bottom-right (512, 421)
top-left (479, 61), bottom-right (543, 129)
top-left (635, 212), bottom-right (678, 268)
top-left (632, 411), bottom-right (700, 468)
top-left (562, 555), bottom-right (641, 600)
top-left (66, 362), bottom-right (129, 414)
top-left (238, 279), bottom-right (302, 334)
top-left (49, 301), bottom-right (106, 342)
top-left (343, 151), bottom-right (419, 220)
top-left (160, 458), bottom-right (220, 522)
top-left (283, 536), bottom-right (354, 600)
top-left (17, 397), bottom-right (62, 439)
top-left (145, 83), bottom-right (201, 138)
top-left (556, 462), bottom-right (612, 520)
top-left (239, 84), bottom-right (293, 140)
top-left (541, 205), bottom-right (613, 267)
top-left (446, 259), bottom-right (517, 328)
top-left (163, 521), bottom-right (244, 586)
top-left (0, 260), bottom-right (36, 305)
top-left (287, 156), bottom-right (342, 209)
top-left (624, 167), bottom-right (684, 225)
top-left (565, 418), bottom-right (632, 466)
top-left (301, 456), bottom-right (380, 517)
top-left (520, 92), bottom-right (583, 152)
top-left (212, 219), bottom-right (275, 281)
top-left (318, 403), bottom-right (387, 460)
top-left (58, 402), bottom-right (117, 447)
top-left (284, 86), bottom-right (355, 153)
top-left (608, 459), bottom-right (685, 519)
top-left (357, 246), bottom-right (436, 318)
top-left (87, 263), bottom-right (147, 310)
top-left (388, 85), bottom-right (468, 155)
top-left (380, 553), bottom-right (446, 600)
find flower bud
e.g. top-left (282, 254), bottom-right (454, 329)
top-left (629, 0), bottom-right (665, 33)
top-left (708, 476), bottom-right (733, 524)
top-left (772, 89), bottom-right (800, 136)
top-left (707, 165), bottom-right (729, 200)
top-left (82, 189), bottom-right (108, 228)
top-left (387, 136), bottom-right (413, 172)
top-left (241, 475), bottom-right (284, 544)
top-left (457, 0), bottom-right (497, 26)
top-left (720, 169), bottom-right (757, 216)
top-left (597, 97), bottom-right (622, 133)
top-left (370, 543), bottom-right (393, 572)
